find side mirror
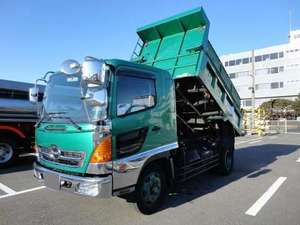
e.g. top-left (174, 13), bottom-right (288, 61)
top-left (84, 89), bottom-right (108, 121)
top-left (29, 87), bottom-right (39, 103)
top-left (82, 57), bottom-right (108, 85)
top-left (85, 89), bottom-right (107, 108)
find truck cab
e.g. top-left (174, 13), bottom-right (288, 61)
top-left (33, 58), bottom-right (177, 207)
top-left (33, 7), bottom-right (241, 214)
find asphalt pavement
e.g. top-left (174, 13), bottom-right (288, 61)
top-left (0, 133), bottom-right (300, 225)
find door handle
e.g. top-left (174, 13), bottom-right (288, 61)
top-left (151, 126), bottom-right (161, 132)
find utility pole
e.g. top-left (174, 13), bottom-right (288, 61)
top-left (250, 49), bottom-right (256, 132)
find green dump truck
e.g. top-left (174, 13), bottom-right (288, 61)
top-left (31, 7), bottom-right (242, 214)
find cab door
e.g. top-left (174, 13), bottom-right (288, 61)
top-left (112, 68), bottom-right (160, 161)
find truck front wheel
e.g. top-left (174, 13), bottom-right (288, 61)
top-left (135, 164), bottom-right (168, 214)
top-left (0, 138), bottom-right (17, 168)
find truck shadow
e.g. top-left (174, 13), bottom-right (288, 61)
top-left (0, 156), bottom-right (35, 175)
top-left (161, 144), bottom-right (299, 211)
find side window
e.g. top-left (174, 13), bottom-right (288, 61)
top-left (117, 74), bottom-right (156, 116)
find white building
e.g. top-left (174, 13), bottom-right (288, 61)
top-left (220, 29), bottom-right (300, 109)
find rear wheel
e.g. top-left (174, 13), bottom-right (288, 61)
top-left (218, 142), bottom-right (234, 175)
top-left (0, 138), bottom-right (17, 168)
top-left (134, 164), bottom-right (168, 214)
top-left (217, 123), bottom-right (235, 175)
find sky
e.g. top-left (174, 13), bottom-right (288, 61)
top-left (0, 0), bottom-right (299, 83)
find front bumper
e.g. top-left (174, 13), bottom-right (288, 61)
top-left (33, 162), bottom-right (112, 198)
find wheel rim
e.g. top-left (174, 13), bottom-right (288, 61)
top-left (225, 150), bottom-right (233, 171)
top-left (0, 143), bottom-right (13, 163)
top-left (141, 172), bottom-right (162, 206)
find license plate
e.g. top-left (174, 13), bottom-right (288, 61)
top-left (44, 173), bottom-right (60, 190)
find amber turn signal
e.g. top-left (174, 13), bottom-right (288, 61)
top-left (90, 135), bottom-right (112, 163)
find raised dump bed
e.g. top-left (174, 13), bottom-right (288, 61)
top-left (132, 7), bottom-right (242, 133)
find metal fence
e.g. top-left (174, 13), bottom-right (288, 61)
top-left (266, 120), bottom-right (300, 134)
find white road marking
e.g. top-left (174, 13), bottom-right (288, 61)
top-left (296, 157), bottom-right (300, 163)
top-left (245, 177), bottom-right (287, 216)
top-left (0, 186), bottom-right (45, 199)
top-left (0, 183), bottom-right (16, 194)
top-left (248, 140), bottom-right (262, 144)
top-left (236, 138), bottom-right (262, 146)
top-left (268, 136), bottom-right (278, 140)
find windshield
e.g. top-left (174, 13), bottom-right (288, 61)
top-left (42, 73), bottom-right (106, 123)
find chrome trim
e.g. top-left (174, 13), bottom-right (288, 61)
top-left (86, 162), bottom-right (112, 174)
top-left (33, 163), bottom-right (112, 198)
top-left (112, 142), bottom-right (178, 190)
top-left (37, 145), bottom-right (85, 167)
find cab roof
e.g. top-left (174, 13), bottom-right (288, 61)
top-left (106, 58), bottom-right (171, 78)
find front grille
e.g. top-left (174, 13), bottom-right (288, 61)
top-left (38, 145), bottom-right (85, 167)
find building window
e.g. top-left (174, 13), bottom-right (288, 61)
top-left (279, 66), bottom-right (284, 72)
top-left (229, 60), bottom-right (235, 66)
top-left (270, 82), bottom-right (284, 89)
top-left (229, 73), bottom-right (236, 79)
top-left (243, 100), bottom-right (252, 107)
top-left (117, 74), bottom-right (156, 116)
top-left (255, 66), bottom-right (284, 75)
top-left (255, 83), bottom-right (269, 90)
top-left (270, 67), bottom-right (279, 74)
top-left (236, 59), bottom-right (242, 65)
top-left (229, 71), bottom-right (249, 79)
top-left (270, 52), bottom-right (278, 59)
top-left (255, 55), bottom-right (262, 62)
top-left (224, 51), bottom-right (283, 67)
top-left (280, 82), bottom-right (283, 88)
top-left (279, 52), bottom-right (284, 58)
top-left (242, 58), bottom-right (249, 64)
top-left (270, 82), bottom-right (279, 89)
top-left (262, 54), bottom-right (270, 61)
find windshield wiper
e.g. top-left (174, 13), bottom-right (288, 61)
top-left (36, 111), bottom-right (82, 131)
top-left (35, 111), bottom-right (66, 128)
top-left (49, 115), bottom-right (82, 131)
top-left (48, 112), bottom-right (66, 115)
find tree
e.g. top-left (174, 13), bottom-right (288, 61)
top-left (258, 98), bottom-right (297, 119)
top-left (292, 93), bottom-right (300, 116)
top-left (259, 99), bottom-right (294, 112)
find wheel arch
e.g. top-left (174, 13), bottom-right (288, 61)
top-left (0, 126), bottom-right (26, 148)
top-left (138, 150), bottom-right (175, 187)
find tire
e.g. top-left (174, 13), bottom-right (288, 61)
top-left (0, 138), bottom-right (17, 168)
top-left (134, 164), bottom-right (168, 215)
top-left (216, 123), bottom-right (235, 175)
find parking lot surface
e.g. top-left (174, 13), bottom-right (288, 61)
top-left (1, 134), bottom-right (300, 225)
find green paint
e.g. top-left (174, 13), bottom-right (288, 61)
top-left (36, 7), bottom-right (242, 176)
top-left (108, 61), bottom-right (177, 159)
top-left (36, 123), bottom-right (95, 174)
top-left (132, 7), bottom-right (242, 133)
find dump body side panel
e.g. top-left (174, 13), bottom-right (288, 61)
top-left (132, 7), bottom-right (242, 134)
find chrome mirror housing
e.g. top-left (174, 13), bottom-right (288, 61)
top-left (29, 87), bottom-right (39, 103)
top-left (82, 56), bottom-right (108, 85)
top-left (85, 89), bottom-right (108, 121)
top-left (60, 59), bottom-right (81, 75)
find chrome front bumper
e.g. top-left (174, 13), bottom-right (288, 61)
top-left (33, 163), bottom-right (112, 198)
